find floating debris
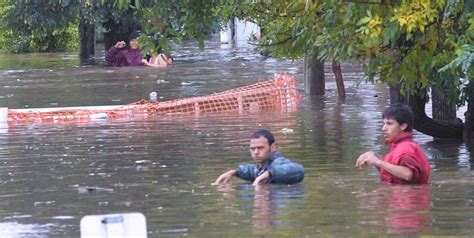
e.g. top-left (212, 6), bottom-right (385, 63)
top-left (281, 128), bottom-right (294, 135)
top-left (78, 186), bottom-right (114, 194)
top-left (52, 216), bottom-right (74, 220)
top-left (136, 165), bottom-right (149, 171)
top-left (34, 201), bottom-right (55, 207)
top-left (135, 160), bottom-right (150, 164)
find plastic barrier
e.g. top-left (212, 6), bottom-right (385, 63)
top-left (8, 74), bottom-right (301, 124)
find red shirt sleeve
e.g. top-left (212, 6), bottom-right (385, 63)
top-left (399, 156), bottom-right (422, 183)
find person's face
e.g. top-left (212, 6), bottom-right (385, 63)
top-left (382, 117), bottom-right (407, 141)
top-left (249, 136), bottom-right (275, 164)
top-left (130, 39), bottom-right (139, 49)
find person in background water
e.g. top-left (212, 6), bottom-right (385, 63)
top-left (355, 103), bottom-right (431, 184)
top-left (106, 31), bottom-right (143, 67)
top-left (142, 52), bottom-right (174, 67)
top-left (213, 129), bottom-right (304, 185)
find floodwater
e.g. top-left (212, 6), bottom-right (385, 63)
top-left (0, 37), bottom-right (473, 237)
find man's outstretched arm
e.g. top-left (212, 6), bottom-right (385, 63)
top-left (213, 170), bottom-right (236, 185)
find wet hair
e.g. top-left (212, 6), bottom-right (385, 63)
top-left (165, 53), bottom-right (174, 62)
top-left (382, 103), bottom-right (414, 132)
top-left (251, 130), bottom-right (275, 145)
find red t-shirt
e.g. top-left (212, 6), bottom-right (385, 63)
top-left (380, 132), bottom-right (431, 184)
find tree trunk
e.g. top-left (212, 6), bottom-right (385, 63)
top-left (304, 48), bottom-right (325, 95)
top-left (464, 85), bottom-right (474, 141)
top-left (47, 36), bottom-right (54, 52)
top-left (79, 16), bottom-right (95, 64)
top-left (332, 60), bottom-right (346, 99)
top-left (87, 23), bottom-right (95, 56)
top-left (404, 90), bottom-right (464, 138)
top-left (465, 100), bottom-right (473, 140)
top-left (390, 84), bottom-right (404, 104)
top-left (389, 84), bottom-right (463, 138)
top-left (432, 87), bottom-right (457, 123)
top-left (103, 21), bottom-right (127, 51)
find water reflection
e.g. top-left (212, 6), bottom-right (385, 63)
top-left (427, 139), bottom-right (473, 170)
top-left (356, 184), bottom-right (431, 235)
top-left (216, 183), bottom-right (305, 236)
top-left (0, 221), bottom-right (54, 237)
top-left (252, 185), bottom-right (273, 236)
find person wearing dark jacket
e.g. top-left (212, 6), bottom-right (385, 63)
top-left (105, 32), bottom-right (143, 67)
top-left (213, 130), bottom-right (304, 185)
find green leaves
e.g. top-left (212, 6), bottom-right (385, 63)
top-left (1, 0), bottom-right (471, 108)
top-left (1, 0), bottom-right (80, 52)
top-left (439, 44), bottom-right (474, 78)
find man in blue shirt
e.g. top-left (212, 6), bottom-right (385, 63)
top-left (213, 130), bottom-right (304, 185)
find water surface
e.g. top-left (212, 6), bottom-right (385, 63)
top-left (0, 38), bottom-right (473, 237)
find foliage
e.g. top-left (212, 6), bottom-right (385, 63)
top-left (0, 0), bottom-right (146, 53)
top-left (0, 0), bottom-right (80, 52)
top-left (2, 0), bottom-right (470, 110)
top-left (97, 0), bottom-right (144, 39)
top-left (227, 0), bottom-right (473, 107)
top-left (104, 0), bottom-right (226, 54)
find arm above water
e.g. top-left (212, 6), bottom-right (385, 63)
top-left (142, 57), bottom-right (167, 67)
top-left (235, 164), bottom-right (257, 182)
top-left (356, 151), bottom-right (414, 181)
top-left (379, 157), bottom-right (414, 182)
top-left (213, 169), bottom-right (236, 185)
top-left (356, 151), bottom-right (381, 171)
top-left (268, 158), bottom-right (304, 184)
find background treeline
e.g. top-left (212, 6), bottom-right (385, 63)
top-left (0, 0), bottom-right (473, 141)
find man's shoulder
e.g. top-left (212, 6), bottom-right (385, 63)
top-left (272, 154), bottom-right (300, 165)
top-left (271, 151), bottom-right (287, 160)
top-left (396, 139), bottom-right (423, 151)
top-left (392, 139), bottom-right (427, 160)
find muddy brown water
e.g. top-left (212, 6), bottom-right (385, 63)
top-left (0, 38), bottom-right (473, 237)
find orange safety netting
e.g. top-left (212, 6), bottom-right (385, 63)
top-left (8, 74), bottom-right (301, 124)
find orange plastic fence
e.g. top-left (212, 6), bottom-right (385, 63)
top-left (8, 74), bottom-right (301, 124)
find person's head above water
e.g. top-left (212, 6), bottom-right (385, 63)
top-left (250, 130), bottom-right (277, 164)
top-left (382, 103), bottom-right (414, 132)
top-left (128, 31), bottom-right (141, 50)
top-left (251, 129), bottom-right (275, 146)
top-left (128, 31), bottom-right (140, 41)
top-left (165, 53), bottom-right (174, 63)
top-left (381, 103), bottom-right (415, 142)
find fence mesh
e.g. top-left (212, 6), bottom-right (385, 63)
top-left (8, 74), bottom-right (301, 124)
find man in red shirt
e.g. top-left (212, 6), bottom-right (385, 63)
top-left (355, 103), bottom-right (430, 184)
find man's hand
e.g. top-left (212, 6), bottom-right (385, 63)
top-left (356, 151), bottom-right (382, 168)
top-left (253, 171), bottom-right (271, 186)
top-left (212, 170), bottom-right (236, 185)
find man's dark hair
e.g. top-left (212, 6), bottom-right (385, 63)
top-left (251, 130), bottom-right (275, 145)
top-left (382, 103), bottom-right (414, 132)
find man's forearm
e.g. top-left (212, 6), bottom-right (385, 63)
top-left (377, 160), bottom-right (413, 181)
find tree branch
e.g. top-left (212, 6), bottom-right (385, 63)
top-left (248, 36), bottom-right (292, 47)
